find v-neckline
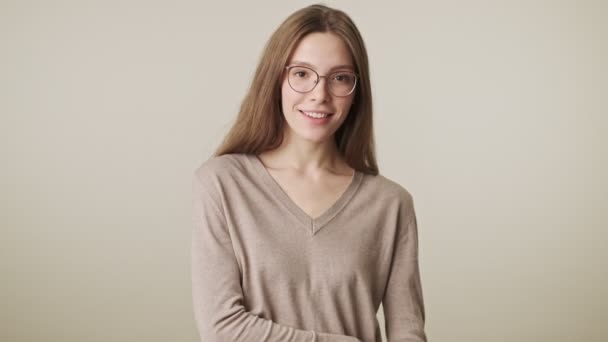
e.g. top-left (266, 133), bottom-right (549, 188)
top-left (247, 153), bottom-right (363, 235)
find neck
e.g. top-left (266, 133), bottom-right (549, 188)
top-left (262, 128), bottom-right (347, 175)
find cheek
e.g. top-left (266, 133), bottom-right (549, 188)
top-left (281, 82), bottom-right (299, 111)
top-left (280, 82), bottom-right (289, 101)
top-left (337, 97), bottom-right (355, 114)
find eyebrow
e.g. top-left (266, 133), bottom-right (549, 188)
top-left (288, 60), bottom-right (355, 71)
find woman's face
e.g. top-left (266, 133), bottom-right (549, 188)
top-left (280, 32), bottom-right (356, 144)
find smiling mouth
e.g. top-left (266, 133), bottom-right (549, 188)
top-left (299, 110), bottom-right (334, 119)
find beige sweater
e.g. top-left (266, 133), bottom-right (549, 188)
top-left (191, 153), bottom-right (427, 342)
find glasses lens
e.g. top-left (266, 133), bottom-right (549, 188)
top-left (288, 66), bottom-right (317, 92)
top-left (329, 72), bottom-right (357, 96)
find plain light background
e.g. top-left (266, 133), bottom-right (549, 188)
top-left (1, 0), bottom-right (606, 341)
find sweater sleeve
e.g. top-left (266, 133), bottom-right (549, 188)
top-left (191, 170), bottom-right (361, 342)
top-left (382, 193), bottom-right (427, 342)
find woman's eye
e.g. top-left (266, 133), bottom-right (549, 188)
top-left (294, 71), bottom-right (307, 77)
top-left (333, 73), bottom-right (353, 83)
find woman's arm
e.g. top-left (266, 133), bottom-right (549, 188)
top-left (191, 170), bottom-right (361, 342)
top-left (382, 192), bottom-right (427, 342)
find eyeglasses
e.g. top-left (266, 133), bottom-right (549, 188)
top-left (284, 65), bottom-right (357, 97)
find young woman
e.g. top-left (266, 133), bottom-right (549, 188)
top-left (191, 4), bottom-right (427, 342)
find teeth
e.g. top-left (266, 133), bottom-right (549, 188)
top-left (302, 111), bottom-right (331, 119)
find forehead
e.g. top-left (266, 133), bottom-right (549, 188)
top-left (288, 32), bottom-right (354, 71)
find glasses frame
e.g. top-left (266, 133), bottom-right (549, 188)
top-left (284, 65), bottom-right (358, 97)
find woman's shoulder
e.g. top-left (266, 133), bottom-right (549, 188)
top-left (362, 171), bottom-right (415, 206)
top-left (193, 153), bottom-right (249, 179)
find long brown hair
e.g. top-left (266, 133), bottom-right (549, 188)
top-left (213, 4), bottom-right (378, 175)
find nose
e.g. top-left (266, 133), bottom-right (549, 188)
top-left (309, 76), bottom-right (331, 102)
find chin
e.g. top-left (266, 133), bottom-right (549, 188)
top-left (295, 129), bottom-right (335, 144)
top-left (284, 113), bottom-right (341, 143)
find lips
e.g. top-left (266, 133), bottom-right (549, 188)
top-left (299, 110), bottom-right (334, 119)
top-left (299, 109), bottom-right (333, 114)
